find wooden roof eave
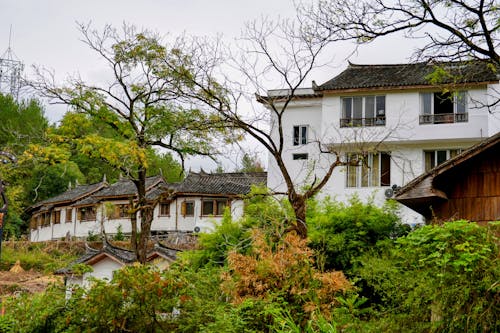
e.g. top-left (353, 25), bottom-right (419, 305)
top-left (395, 176), bottom-right (448, 202)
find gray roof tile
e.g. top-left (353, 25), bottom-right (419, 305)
top-left (175, 171), bottom-right (267, 195)
top-left (317, 60), bottom-right (499, 91)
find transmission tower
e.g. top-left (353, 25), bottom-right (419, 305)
top-left (0, 26), bottom-right (24, 100)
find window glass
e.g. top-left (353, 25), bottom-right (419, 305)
top-left (216, 200), bottom-right (227, 215)
top-left (184, 202), bottom-right (194, 216)
top-left (365, 96), bottom-right (375, 119)
top-left (65, 208), bottom-right (72, 223)
top-left (293, 126), bottom-right (307, 146)
top-left (342, 98), bottom-right (352, 119)
top-left (159, 202), bottom-right (170, 216)
top-left (293, 153), bottom-right (308, 160)
top-left (434, 92), bottom-right (453, 114)
top-left (202, 201), bottom-right (214, 215)
top-left (421, 93), bottom-right (432, 115)
top-left (376, 96), bottom-right (386, 116)
top-left (346, 152), bottom-right (390, 188)
top-left (456, 91), bottom-right (466, 113)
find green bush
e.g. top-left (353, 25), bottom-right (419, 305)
top-left (355, 221), bottom-right (500, 332)
top-left (307, 196), bottom-right (409, 272)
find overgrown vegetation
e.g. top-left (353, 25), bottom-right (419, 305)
top-left (1, 197), bottom-right (497, 332)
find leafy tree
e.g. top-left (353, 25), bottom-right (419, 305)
top-left (238, 152), bottom-right (264, 172)
top-left (354, 221), bottom-right (500, 332)
top-left (0, 94), bottom-right (48, 155)
top-left (302, 0), bottom-right (499, 66)
top-left (307, 196), bottom-right (410, 272)
top-left (32, 23), bottom-right (235, 262)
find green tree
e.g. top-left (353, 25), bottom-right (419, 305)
top-left (32, 23), bottom-right (235, 262)
top-left (238, 152), bottom-right (264, 172)
top-left (307, 196), bottom-right (410, 272)
top-left (354, 221), bottom-right (499, 332)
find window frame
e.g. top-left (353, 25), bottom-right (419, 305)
top-left (424, 149), bottom-right (462, 172)
top-left (419, 91), bottom-right (468, 124)
top-left (65, 208), bottom-right (72, 223)
top-left (292, 125), bottom-right (308, 146)
top-left (292, 153), bottom-right (308, 160)
top-left (341, 95), bottom-right (386, 127)
top-left (201, 198), bottom-right (229, 217)
top-left (52, 210), bottom-right (61, 224)
top-left (159, 202), bottom-right (170, 216)
top-left (345, 152), bottom-right (391, 188)
top-left (78, 206), bottom-right (97, 222)
top-left (181, 200), bottom-right (195, 217)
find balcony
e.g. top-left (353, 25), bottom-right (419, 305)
top-left (340, 116), bottom-right (386, 128)
top-left (419, 113), bottom-right (468, 125)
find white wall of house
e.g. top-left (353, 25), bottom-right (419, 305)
top-left (266, 84), bottom-right (499, 225)
top-left (31, 197), bottom-right (247, 241)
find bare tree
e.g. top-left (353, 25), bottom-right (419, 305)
top-left (300, 0), bottom-right (499, 66)
top-left (164, 18), bottom-right (402, 238)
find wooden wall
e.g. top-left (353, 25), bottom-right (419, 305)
top-left (433, 147), bottom-right (500, 223)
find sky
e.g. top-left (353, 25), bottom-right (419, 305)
top-left (0, 0), bottom-right (420, 171)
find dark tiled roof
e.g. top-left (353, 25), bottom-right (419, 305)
top-left (29, 181), bottom-right (107, 212)
top-left (92, 176), bottom-right (165, 198)
top-left (317, 60), bottom-right (499, 91)
top-left (147, 242), bottom-right (180, 262)
top-left (55, 242), bottom-right (136, 275)
top-left (175, 171), bottom-right (267, 196)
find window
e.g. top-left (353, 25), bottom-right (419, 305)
top-left (65, 208), bottom-right (72, 223)
top-left (110, 204), bottom-right (130, 219)
top-left (293, 125), bottom-right (308, 146)
top-left (42, 212), bottom-right (50, 226)
top-left (420, 91), bottom-right (467, 124)
top-left (424, 149), bottom-right (462, 171)
top-left (53, 210), bottom-right (61, 224)
top-left (341, 96), bottom-right (386, 127)
top-left (181, 201), bottom-right (195, 217)
top-left (159, 202), bottom-right (170, 216)
top-left (293, 153), bottom-right (308, 160)
top-left (79, 206), bottom-right (97, 222)
top-left (202, 198), bottom-right (228, 216)
top-left (346, 152), bottom-right (391, 188)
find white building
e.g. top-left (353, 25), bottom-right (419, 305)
top-left (264, 60), bottom-right (500, 224)
top-left (29, 171), bottom-right (267, 242)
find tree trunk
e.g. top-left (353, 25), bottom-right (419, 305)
top-left (129, 197), bottom-right (138, 255)
top-left (290, 193), bottom-right (307, 238)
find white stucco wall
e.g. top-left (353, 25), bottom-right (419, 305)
top-left (266, 84), bottom-right (499, 225)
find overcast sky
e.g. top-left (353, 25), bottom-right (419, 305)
top-left (0, 0), bottom-right (420, 171)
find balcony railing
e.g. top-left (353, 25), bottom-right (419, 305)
top-left (340, 116), bottom-right (386, 128)
top-left (419, 112), bottom-right (468, 124)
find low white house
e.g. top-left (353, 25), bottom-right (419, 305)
top-left (29, 171), bottom-right (267, 242)
top-left (55, 241), bottom-right (178, 292)
top-left (263, 60), bottom-right (500, 224)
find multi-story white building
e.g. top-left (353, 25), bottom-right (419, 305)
top-left (265, 60), bottom-right (500, 224)
top-left (29, 172), bottom-right (267, 241)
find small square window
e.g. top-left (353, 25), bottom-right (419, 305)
top-left (159, 202), bottom-right (170, 216)
top-left (293, 153), bottom-right (308, 160)
top-left (182, 201), bottom-right (195, 217)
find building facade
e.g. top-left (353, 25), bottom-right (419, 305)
top-left (29, 172), bottom-right (267, 242)
top-left (264, 61), bottom-right (500, 224)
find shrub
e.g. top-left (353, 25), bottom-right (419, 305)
top-left (355, 221), bottom-right (500, 332)
top-left (307, 196), bottom-right (409, 272)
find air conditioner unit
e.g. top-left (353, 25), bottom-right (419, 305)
top-left (193, 226), bottom-right (201, 233)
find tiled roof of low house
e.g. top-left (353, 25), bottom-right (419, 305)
top-left (316, 60), bottom-right (499, 91)
top-left (147, 242), bottom-right (179, 262)
top-left (55, 241), bottom-right (136, 275)
top-left (174, 171), bottom-right (267, 196)
top-left (28, 181), bottom-right (107, 213)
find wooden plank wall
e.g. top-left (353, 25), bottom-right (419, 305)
top-left (434, 148), bottom-right (500, 223)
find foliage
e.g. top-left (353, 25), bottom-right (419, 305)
top-left (222, 230), bottom-right (352, 328)
top-left (354, 221), bottom-right (500, 332)
top-left (307, 196), bottom-right (410, 272)
top-left (114, 224), bottom-right (125, 241)
top-left (0, 241), bottom-right (82, 273)
top-left (238, 153), bottom-right (264, 172)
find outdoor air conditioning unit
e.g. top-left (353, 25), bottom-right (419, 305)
top-left (193, 226), bottom-right (201, 233)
